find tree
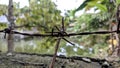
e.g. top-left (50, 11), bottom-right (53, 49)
top-left (0, 0), bottom-right (64, 54)
top-left (65, 0), bottom-right (120, 58)
top-left (16, 0), bottom-right (62, 32)
top-left (14, 0), bottom-right (65, 54)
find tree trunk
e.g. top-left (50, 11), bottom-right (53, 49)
top-left (7, 0), bottom-right (14, 53)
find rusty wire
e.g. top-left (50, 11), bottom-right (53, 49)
top-left (0, 28), bottom-right (119, 37)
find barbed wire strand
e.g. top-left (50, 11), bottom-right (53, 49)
top-left (0, 29), bottom-right (119, 37)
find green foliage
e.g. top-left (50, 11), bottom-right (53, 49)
top-left (73, 0), bottom-right (118, 16)
top-left (0, 4), bottom-right (7, 15)
top-left (15, 0), bottom-right (64, 54)
top-left (0, 0), bottom-right (63, 54)
top-left (66, 1), bottom-right (113, 57)
top-left (116, 0), bottom-right (120, 5)
top-left (0, 23), bottom-right (7, 29)
top-left (87, 1), bottom-right (107, 12)
top-left (75, 0), bottom-right (93, 12)
top-left (74, 12), bottom-right (110, 32)
top-left (16, 0), bottom-right (62, 32)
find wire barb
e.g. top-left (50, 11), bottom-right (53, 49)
top-left (62, 38), bottom-right (75, 46)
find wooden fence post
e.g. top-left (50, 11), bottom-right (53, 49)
top-left (116, 4), bottom-right (120, 56)
top-left (7, 0), bottom-right (15, 54)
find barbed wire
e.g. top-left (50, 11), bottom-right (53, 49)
top-left (0, 28), bottom-right (119, 37)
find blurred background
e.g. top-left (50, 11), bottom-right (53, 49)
top-left (0, 0), bottom-right (119, 59)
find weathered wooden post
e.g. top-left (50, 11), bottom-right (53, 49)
top-left (49, 37), bottom-right (61, 68)
top-left (116, 4), bottom-right (120, 56)
top-left (7, 0), bottom-right (15, 54)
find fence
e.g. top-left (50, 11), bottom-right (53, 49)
top-left (1, 1), bottom-right (120, 68)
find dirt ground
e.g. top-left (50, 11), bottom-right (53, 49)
top-left (0, 52), bottom-right (118, 68)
